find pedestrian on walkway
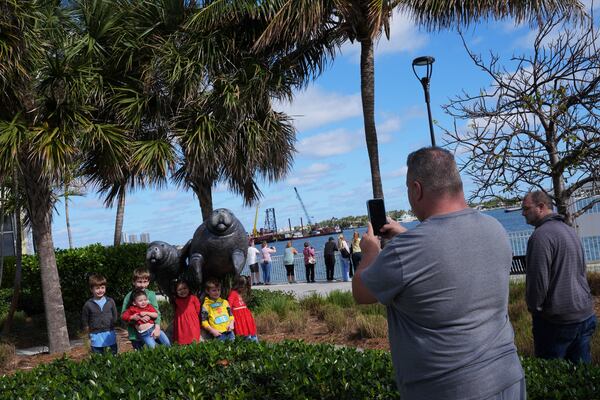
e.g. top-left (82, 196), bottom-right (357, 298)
top-left (303, 242), bottom-right (316, 283)
top-left (260, 241), bottom-right (276, 285)
top-left (284, 241), bottom-right (299, 284)
top-left (350, 231), bottom-right (361, 278)
top-left (338, 234), bottom-right (351, 282)
top-left (324, 237), bottom-right (338, 281)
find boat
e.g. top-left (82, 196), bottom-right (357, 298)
top-left (250, 225), bottom-right (342, 243)
top-left (398, 214), bottom-right (417, 223)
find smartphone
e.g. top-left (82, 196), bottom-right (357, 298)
top-left (367, 198), bottom-right (387, 235)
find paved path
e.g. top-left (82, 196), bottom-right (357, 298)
top-left (252, 280), bottom-right (352, 298)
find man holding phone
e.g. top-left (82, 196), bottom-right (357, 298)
top-left (352, 147), bottom-right (525, 400)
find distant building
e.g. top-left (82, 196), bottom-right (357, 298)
top-left (128, 234), bottom-right (138, 244)
top-left (0, 211), bottom-right (15, 257)
top-left (140, 233), bottom-right (150, 243)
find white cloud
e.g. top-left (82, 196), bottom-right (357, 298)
top-left (156, 190), bottom-right (181, 201)
top-left (385, 166), bottom-right (408, 178)
top-left (296, 129), bottom-right (363, 157)
top-left (274, 86), bottom-right (362, 131)
top-left (286, 162), bottom-right (334, 186)
top-left (341, 12), bottom-right (428, 60)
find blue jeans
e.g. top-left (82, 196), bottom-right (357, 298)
top-left (138, 325), bottom-right (171, 349)
top-left (91, 344), bottom-right (117, 355)
top-left (216, 331), bottom-right (235, 341)
top-left (532, 314), bottom-right (596, 363)
top-left (261, 261), bottom-right (272, 284)
top-left (340, 257), bottom-right (350, 281)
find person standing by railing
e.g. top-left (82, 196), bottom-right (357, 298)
top-left (260, 241), bottom-right (276, 285)
top-left (303, 242), bottom-right (316, 283)
top-left (323, 237), bottom-right (338, 282)
top-left (350, 231), bottom-right (362, 278)
top-left (283, 241), bottom-right (299, 284)
top-left (338, 234), bottom-right (351, 282)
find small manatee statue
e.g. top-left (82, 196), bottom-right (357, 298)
top-left (180, 208), bottom-right (248, 287)
top-left (145, 240), bottom-right (183, 298)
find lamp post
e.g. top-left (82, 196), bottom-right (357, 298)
top-left (412, 56), bottom-right (436, 146)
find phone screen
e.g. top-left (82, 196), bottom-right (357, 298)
top-left (367, 198), bottom-right (387, 234)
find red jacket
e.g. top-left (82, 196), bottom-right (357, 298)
top-left (121, 304), bottom-right (158, 327)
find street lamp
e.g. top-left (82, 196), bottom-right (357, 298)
top-left (412, 56), bottom-right (436, 146)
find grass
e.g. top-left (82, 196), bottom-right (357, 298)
top-left (255, 310), bottom-right (279, 334)
top-left (352, 314), bottom-right (388, 339)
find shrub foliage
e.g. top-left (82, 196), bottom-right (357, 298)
top-left (0, 340), bottom-right (399, 399)
top-left (1, 341), bottom-right (600, 399)
top-left (0, 243), bottom-right (147, 314)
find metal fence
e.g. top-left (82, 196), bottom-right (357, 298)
top-left (239, 251), bottom-right (346, 285)
top-left (508, 230), bottom-right (600, 262)
top-left (242, 233), bottom-right (600, 285)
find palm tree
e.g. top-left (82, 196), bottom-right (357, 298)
top-left (0, 0), bottom-right (129, 353)
top-left (196, 0), bottom-right (584, 200)
top-left (164, 1), bottom-right (341, 220)
top-left (75, 0), bottom-right (179, 245)
top-left (56, 170), bottom-right (86, 249)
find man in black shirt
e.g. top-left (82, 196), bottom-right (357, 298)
top-left (323, 237), bottom-right (338, 281)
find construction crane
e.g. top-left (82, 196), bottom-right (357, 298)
top-left (294, 187), bottom-right (312, 227)
top-left (251, 204), bottom-right (260, 236)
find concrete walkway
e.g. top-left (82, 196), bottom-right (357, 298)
top-left (252, 280), bottom-right (352, 298)
top-left (15, 339), bottom-right (85, 356)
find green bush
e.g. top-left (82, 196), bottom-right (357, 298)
top-left (1, 341), bottom-right (599, 400)
top-left (0, 243), bottom-right (148, 314)
top-left (0, 289), bottom-right (11, 322)
top-left (0, 340), bottom-right (399, 399)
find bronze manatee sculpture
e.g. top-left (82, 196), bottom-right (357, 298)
top-left (145, 208), bottom-right (248, 297)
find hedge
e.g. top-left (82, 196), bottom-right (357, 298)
top-left (0, 340), bottom-right (398, 399)
top-left (0, 340), bottom-right (599, 399)
top-left (0, 243), bottom-right (148, 314)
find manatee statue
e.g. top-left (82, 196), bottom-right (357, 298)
top-left (181, 208), bottom-right (248, 287)
top-left (145, 240), bottom-right (183, 298)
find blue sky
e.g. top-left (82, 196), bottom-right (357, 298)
top-left (50, 4), bottom-right (599, 249)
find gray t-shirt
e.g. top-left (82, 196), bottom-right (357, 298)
top-left (362, 208), bottom-right (523, 400)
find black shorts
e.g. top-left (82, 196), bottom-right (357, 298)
top-left (249, 263), bottom-right (259, 273)
top-left (285, 264), bottom-right (295, 275)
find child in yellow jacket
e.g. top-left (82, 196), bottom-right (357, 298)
top-left (201, 279), bottom-right (234, 341)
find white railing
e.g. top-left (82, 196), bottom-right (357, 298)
top-left (240, 251), bottom-right (347, 285)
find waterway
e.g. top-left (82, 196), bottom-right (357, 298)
top-left (264, 208), bottom-right (531, 256)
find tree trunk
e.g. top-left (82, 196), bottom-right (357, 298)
top-left (197, 183), bottom-right (213, 221)
top-left (23, 168), bottom-right (70, 353)
top-left (3, 170), bottom-right (22, 334)
top-left (360, 38), bottom-right (384, 199)
top-left (113, 190), bottom-right (126, 246)
top-left (0, 188), bottom-right (4, 287)
top-left (65, 185), bottom-right (73, 249)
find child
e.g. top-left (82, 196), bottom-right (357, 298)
top-left (201, 279), bottom-right (235, 341)
top-left (121, 267), bottom-right (162, 350)
top-left (81, 274), bottom-right (118, 355)
top-left (122, 289), bottom-right (171, 348)
top-left (227, 276), bottom-right (258, 342)
top-left (172, 280), bottom-right (201, 345)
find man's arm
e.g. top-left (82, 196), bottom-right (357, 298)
top-left (352, 223), bottom-right (380, 304)
top-left (525, 233), bottom-right (552, 313)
